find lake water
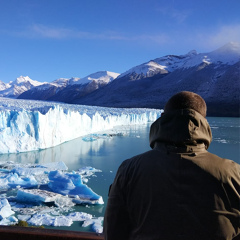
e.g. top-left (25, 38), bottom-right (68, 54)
top-left (0, 117), bottom-right (239, 232)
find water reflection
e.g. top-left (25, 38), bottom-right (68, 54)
top-left (0, 125), bottom-right (150, 170)
top-left (0, 118), bottom-right (239, 169)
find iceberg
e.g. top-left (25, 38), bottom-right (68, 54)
top-left (28, 213), bottom-right (73, 227)
top-left (0, 161), bottom-right (104, 232)
top-left (16, 189), bottom-right (62, 204)
top-left (82, 217), bottom-right (104, 234)
top-left (27, 211), bottom-right (94, 228)
top-left (16, 189), bottom-right (76, 208)
top-left (0, 215), bottom-right (18, 225)
top-left (26, 211), bottom-right (103, 232)
top-left (12, 161), bottom-right (68, 176)
top-left (0, 161), bottom-right (68, 190)
top-left (48, 171), bottom-right (103, 204)
top-left (0, 161), bottom-right (103, 206)
top-left (0, 172), bottom-right (38, 189)
top-left (0, 199), bottom-right (15, 219)
top-left (67, 212), bottom-right (92, 221)
top-left (0, 97), bottom-right (161, 153)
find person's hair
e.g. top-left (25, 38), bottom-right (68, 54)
top-left (164, 91), bottom-right (207, 117)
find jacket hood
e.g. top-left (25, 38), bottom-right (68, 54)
top-left (149, 109), bottom-right (212, 149)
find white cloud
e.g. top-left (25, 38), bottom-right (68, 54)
top-left (22, 24), bottom-right (129, 41)
top-left (29, 24), bottom-right (95, 39)
top-left (156, 6), bottom-right (190, 24)
top-left (191, 24), bottom-right (240, 51)
top-left (207, 24), bottom-right (240, 47)
top-left (13, 24), bottom-right (170, 45)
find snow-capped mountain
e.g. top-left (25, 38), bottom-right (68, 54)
top-left (18, 71), bottom-right (120, 102)
top-left (70, 71), bottom-right (119, 85)
top-left (73, 42), bottom-right (240, 117)
top-left (0, 80), bottom-right (8, 91)
top-left (51, 78), bottom-right (70, 87)
top-left (2, 42), bottom-right (240, 116)
top-left (0, 76), bottom-right (45, 98)
top-left (118, 42), bottom-right (240, 79)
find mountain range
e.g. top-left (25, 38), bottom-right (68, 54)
top-left (0, 42), bottom-right (239, 117)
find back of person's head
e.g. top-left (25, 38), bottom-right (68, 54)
top-left (164, 91), bottom-right (207, 117)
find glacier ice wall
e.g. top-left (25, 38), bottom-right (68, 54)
top-left (0, 98), bottom-right (162, 153)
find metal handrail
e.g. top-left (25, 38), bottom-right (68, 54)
top-left (0, 226), bottom-right (104, 240)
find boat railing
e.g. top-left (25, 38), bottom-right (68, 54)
top-left (0, 226), bottom-right (104, 240)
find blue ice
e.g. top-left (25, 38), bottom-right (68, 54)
top-left (48, 171), bottom-right (101, 201)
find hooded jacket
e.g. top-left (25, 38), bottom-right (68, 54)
top-left (104, 109), bottom-right (240, 240)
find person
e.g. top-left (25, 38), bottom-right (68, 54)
top-left (103, 91), bottom-right (240, 240)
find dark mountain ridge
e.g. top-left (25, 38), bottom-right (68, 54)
top-left (72, 61), bottom-right (239, 117)
top-left (18, 42), bottom-right (240, 117)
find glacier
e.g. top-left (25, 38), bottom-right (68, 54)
top-left (0, 97), bottom-right (162, 232)
top-left (0, 97), bottom-right (162, 153)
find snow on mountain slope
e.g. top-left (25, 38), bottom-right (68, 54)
top-left (0, 76), bottom-right (45, 98)
top-left (12, 76), bottom-right (44, 87)
top-left (205, 42), bottom-right (240, 65)
top-left (70, 71), bottom-right (120, 85)
top-left (17, 71), bottom-right (120, 102)
top-left (51, 78), bottom-right (70, 87)
top-left (118, 42), bottom-right (240, 79)
top-left (68, 77), bottom-right (81, 85)
top-left (73, 43), bottom-right (240, 117)
top-left (119, 61), bottom-right (168, 79)
top-left (0, 97), bottom-right (161, 153)
top-left (0, 80), bottom-right (7, 91)
top-left (4, 42), bottom-right (240, 112)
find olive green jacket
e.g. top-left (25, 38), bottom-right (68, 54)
top-left (104, 109), bottom-right (240, 240)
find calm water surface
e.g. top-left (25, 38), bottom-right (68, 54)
top-left (0, 117), bottom-right (239, 232)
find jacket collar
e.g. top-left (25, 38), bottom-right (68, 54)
top-left (149, 109), bottom-right (212, 150)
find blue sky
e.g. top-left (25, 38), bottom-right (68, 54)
top-left (0, 0), bottom-right (240, 83)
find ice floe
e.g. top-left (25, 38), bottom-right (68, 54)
top-left (48, 170), bottom-right (103, 204)
top-left (82, 217), bottom-right (104, 234)
top-left (0, 199), bottom-right (14, 219)
top-left (0, 160), bottom-right (104, 233)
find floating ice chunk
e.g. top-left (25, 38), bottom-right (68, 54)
top-left (82, 217), bottom-right (104, 233)
top-left (0, 172), bottom-right (38, 189)
top-left (82, 136), bottom-right (98, 142)
top-left (12, 161), bottom-right (68, 176)
top-left (67, 212), bottom-right (92, 221)
top-left (78, 166), bottom-right (102, 179)
top-left (11, 204), bottom-right (37, 215)
top-left (0, 215), bottom-right (18, 225)
top-left (37, 161), bottom-right (68, 171)
top-left (82, 133), bottom-right (125, 142)
top-left (17, 214), bottom-right (31, 221)
top-left (54, 195), bottom-right (75, 208)
top-left (9, 173), bottom-right (38, 188)
top-left (28, 213), bottom-right (73, 227)
top-left (73, 196), bottom-right (104, 205)
top-left (16, 189), bottom-right (62, 204)
top-left (48, 171), bottom-right (103, 204)
top-left (12, 167), bottom-right (46, 176)
top-left (28, 212), bottom-right (94, 227)
top-left (12, 204), bottom-right (58, 216)
top-left (0, 199), bottom-right (15, 219)
top-left (78, 166), bottom-right (102, 174)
